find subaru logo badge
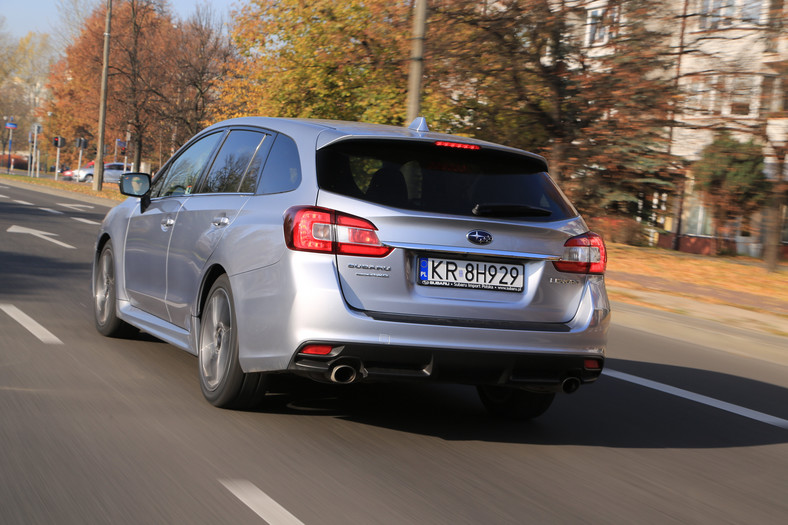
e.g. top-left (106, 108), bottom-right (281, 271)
top-left (467, 230), bottom-right (493, 245)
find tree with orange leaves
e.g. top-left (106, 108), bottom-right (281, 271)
top-left (43, 0), bottom-right (230, 171)
top-left (221, 0), bottom-right (455, 125)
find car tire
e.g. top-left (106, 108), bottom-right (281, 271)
top-left (93, 241), bottom-right (133, 337)
top-left (85, 175), bottom-right (93, 183)
top-left (198, 275), bottom-right (267, 409)
top-left (477, 385), bottom-right (555, 420)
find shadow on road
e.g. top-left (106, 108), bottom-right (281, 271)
top-left (250, 358), bottom-right (788, 449)
top-left (91, 307), bottom-right (788, 450)
top-left (0, 250), bottom-right (90, 299)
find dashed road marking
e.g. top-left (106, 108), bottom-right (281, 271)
top-left (39, 207), bottom-right (64, 214)
top-left (13, 200), bottom-right (33, 205)
top-left (58, 203), bottom-right (95, 211)
top-left (220, 479), bottom-right (305, 525)
top-left (72, 217), bottom-right (101, 225)
top-left (0, 304), bottom-right (63, 345)
top-left (604, 369), bottom-right (788, 430)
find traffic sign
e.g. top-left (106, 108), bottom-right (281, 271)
top-left (5, 122), bottom-right (17, 129)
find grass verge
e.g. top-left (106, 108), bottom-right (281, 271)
top-left (0, 172), bottom-right (125, 202)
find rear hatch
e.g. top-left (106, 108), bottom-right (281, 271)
top-left (315, 139), bottom-right (591, 325)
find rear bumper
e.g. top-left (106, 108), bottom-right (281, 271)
top-left (289, 343), bottom-right (603, 391)
top-left (232, 253), bottom-right (610, 380)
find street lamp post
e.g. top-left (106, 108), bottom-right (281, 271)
top-left (4, 116), bottom-right (15, 174)
top-left (31, 125), bottom-right (40, 178)
top-left (406, 0), bottom-right (427, 124)
top-left (94, 0), bottom-right (113, 191)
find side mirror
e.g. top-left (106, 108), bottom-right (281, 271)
top-left (119, 173), bottom-right (152, 212)
top-left (119, 172), bottom-right (151, 197)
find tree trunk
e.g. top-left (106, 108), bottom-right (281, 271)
top-left (764, 150), bottom-right (786, 272)
top-left (550, 140), bottom-right (567, 183)
top-left (763, 185), bottom-right (785, 272)
top-left (133, 134), bottom-right (143, 173)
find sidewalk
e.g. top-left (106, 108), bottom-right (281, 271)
top-left (607, 278), bottom-right (788, 339)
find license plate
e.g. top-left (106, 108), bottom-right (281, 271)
top-left (417, 257), bottom-right (524, 292)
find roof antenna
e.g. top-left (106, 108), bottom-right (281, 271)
top-left (408, 117), bottom-right (429, 133)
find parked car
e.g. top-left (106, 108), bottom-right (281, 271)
top-left (59, 167), bottom-right (74, 181)
top-left (74, 161), bottom-right (94, 182)
top-left (76, 161), bottom-right (127, 183)
top-left (93, 117), bottom-right (609, 419)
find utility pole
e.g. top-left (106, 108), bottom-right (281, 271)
top-left (4, 117), bottom-right (15, 173)
top-left (406, 0), bottom-right (427, 124)
top-left (31, 125), bottom-right (40, 178)
top-left (94, 0), bottom-right (112, 192)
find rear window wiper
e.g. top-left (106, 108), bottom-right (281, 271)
top-left (472, 203), bottom-right (552, 217)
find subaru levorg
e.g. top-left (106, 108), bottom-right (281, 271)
top-left (93, 117), bottom-right (610, 419)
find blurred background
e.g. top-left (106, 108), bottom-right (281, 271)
top-left (1, 0), bottom-right (786, 267)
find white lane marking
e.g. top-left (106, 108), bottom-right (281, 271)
top-left (220, 479), bottom-right (305, 525)
top-left (604, 369), bottom-right (788, 430)
top-left (7, 225), bottom-right (76, 249)
top-left (39, 207), bottom-right (64, 214)
top-left (0, 193), bottom-right (8, 198)
top-left (58, 203), bottom-right (94, 211)
top-left (0, 304), bottom-right (63, 345)
top-left (72, 217), bottom-right (101, 225)
top-left (13, 200), bottom-right (33, 205)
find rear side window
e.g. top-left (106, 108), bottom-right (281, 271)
top-left (197, 130), bottom-right (270, 194)
top-left (317, 140), bottom-right (576, 221)
top-left (257, 134), bottom-right (301, 194)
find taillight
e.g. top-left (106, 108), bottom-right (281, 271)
top-left (552, 232), bottom-right (606, 274)
top-left (284, 206), bottom-right (392, 257)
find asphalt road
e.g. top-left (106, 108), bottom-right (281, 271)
top-left (2, 182), bottom-right (787, 525)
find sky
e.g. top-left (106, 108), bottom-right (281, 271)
top-left (0, 0), bottom-right (239, 40)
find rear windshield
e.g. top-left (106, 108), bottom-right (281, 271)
top-left (317, 139), bottom-right (576, 221)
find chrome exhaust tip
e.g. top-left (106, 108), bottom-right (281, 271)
top-left (562, 377), bottom-right (581, 394)
top-left (329, 364), bottom-right (358, 384)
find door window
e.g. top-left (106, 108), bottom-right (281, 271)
top-left (198, 130), bottom-right (271, 194)
top-left (151, 132), bottom-right (224, 198)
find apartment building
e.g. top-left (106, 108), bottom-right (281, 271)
top-left (578, 0), bottom-right (786, 255)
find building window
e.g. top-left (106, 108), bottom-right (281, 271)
top-left (729, 76), bottom-right (754, 116)
top-left (698, 0), bottom-right (765, 29)
top-left (760, 76), bottom-right (777, 114)
top-left (741, 0), bottom-right (763, 23)
top-left (699, 0), bottom-right (735, 29)
top-left (684, 75), bottom-right (721, 115)
top-left (586, 7), bottom-right (618, 46)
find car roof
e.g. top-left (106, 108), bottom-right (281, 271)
top-left (199, 117), bottom-right (548, 168)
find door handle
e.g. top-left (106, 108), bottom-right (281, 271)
top-left (211, 216), bottom-right (230, 227)
top-left (161, 217), bottom-right (175, 228)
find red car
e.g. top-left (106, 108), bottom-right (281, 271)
top-left (59, 168), bottom-right (75, 181)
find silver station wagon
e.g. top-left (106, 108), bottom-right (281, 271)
top-left (93, 117), bottom-right (610, 419)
